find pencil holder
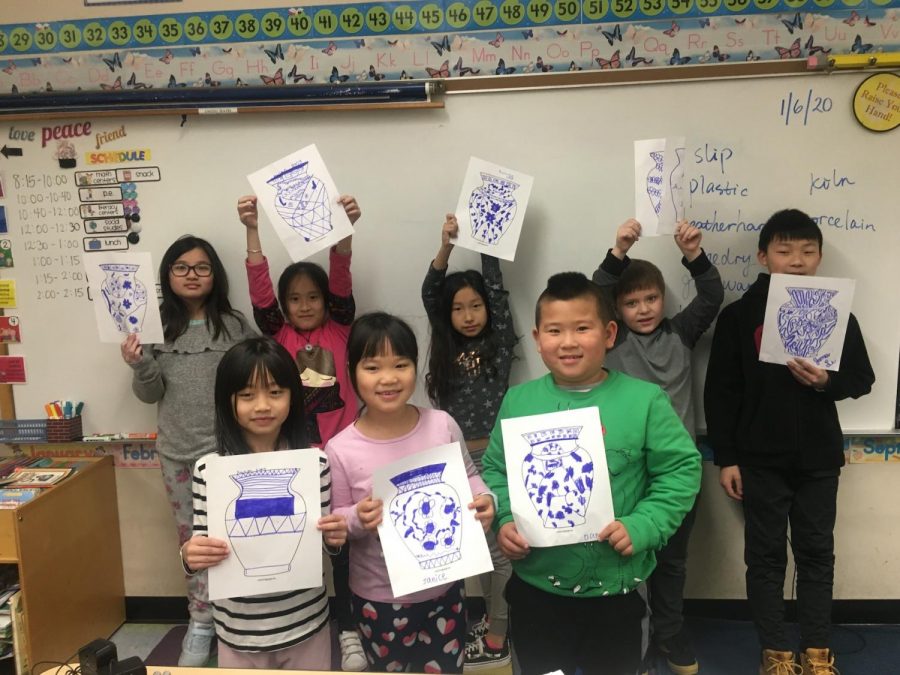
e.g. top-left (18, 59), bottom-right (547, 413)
top-left (46, 416), bottom-right (83, 443)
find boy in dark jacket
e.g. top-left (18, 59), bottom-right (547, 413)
top-left (704, 209), bottom-right (874, 675)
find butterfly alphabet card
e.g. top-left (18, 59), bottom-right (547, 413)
top-left (247, 144), bottom-right (354, 262)
top-left (501, 407), bottom-right (614, 548)
top-left (204, 449), bottom-right (324, 601)
top-left (759, 274), bottom-right (856, 371)
top-left (634, 137), bottom-right (686, 236)
top-left (372, 442), bottom-right (493, 598)
top-left (83, 251), bottom-right (164, 344)
top-left (453, 157), bottom-right (534, 261)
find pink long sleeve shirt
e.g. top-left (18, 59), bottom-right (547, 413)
top-left (326, 407), bottom-right (489, 604)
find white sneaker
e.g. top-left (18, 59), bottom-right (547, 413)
top-left (178, 620), bottom-right (215, 667)
top-left (339, 630), bottom-right (367, 671)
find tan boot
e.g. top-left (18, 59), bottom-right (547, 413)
top-left (759, 649), bottom-right (803, 675)
top-left (800, 648), bottom-right (839, 675)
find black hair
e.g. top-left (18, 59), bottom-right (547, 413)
top-left (614, 259), bottom-right (666, 303)
top-left (347, 312), bottom-right (418, 399)
top-left (758, 209), bottom-right (823, 252)
top-left (159, 235), bottom-right (244, 343)
top-left (277, 262), bottom-right (331, 323)
top-left (425, 270), bottom-right (502, 405)
top-left (535, 272), bottom-right (615, 326)
top-left (214, 337), bottom-right (307, 455)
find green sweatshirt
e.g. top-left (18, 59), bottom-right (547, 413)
top-left (481, 370), bottom-right (700, 598)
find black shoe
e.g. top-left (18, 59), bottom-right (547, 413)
top-left (464, 635), bottom-right (511, 672)
top-left (465, 614), bottom-right (489, 644)
top-left (656, 631), bottom-right (698, 675)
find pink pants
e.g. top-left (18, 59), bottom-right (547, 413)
top-left (216, 622), bottom-right (332, 670)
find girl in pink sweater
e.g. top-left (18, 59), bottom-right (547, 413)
top-left (237, 193), bottom-right (365, 670)
top-left (326, 312), bottom-right (494, 674)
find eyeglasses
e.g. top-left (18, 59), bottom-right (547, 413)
top-left (170, 262), bottom-right (213, 277)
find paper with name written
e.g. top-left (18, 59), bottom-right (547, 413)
top-left (83, 251), bottom-right (163, 344)
top-left (501, 407), bottom-right (614, 548)
top-left (634, 137), bottom-right (685, 235)
top-left (373, 442), bottom-right (493, 598)
top-left (760, 273), bottom-right (855, 372)
top-left (453, 157), bottom-right (534, 261)
top-left (247, 144), bottom-right (353, 262)
top-left (205, 449), bottom-right (323, 601)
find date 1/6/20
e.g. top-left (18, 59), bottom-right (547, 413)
top-left (780, 89), bottom-right (834, 126)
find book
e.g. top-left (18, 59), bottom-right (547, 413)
top-left (3, 467), bottom-right (72, 488)
top-left (0, 490), bottom-right (40, 509)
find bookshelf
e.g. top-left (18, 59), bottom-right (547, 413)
top-left (0, 456), bottom-right (125, 673)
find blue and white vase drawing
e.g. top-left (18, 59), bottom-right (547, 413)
top-left (267, 160), bottom-right (333, 242)
top-left (669, 147), bottom-right (685, 221)
top-left (389, 463), bottom-right (462, 570)
top-left (646, 151), bottom-right (665, 216)
top-left (522, 426), bottom-right (593, 529)
top-left (777, 287), bottom-right (839, 362)
top-left (99, 263), bottom-right (147, 334)
top-left (226, 468), bottom-right (307, 576)
top-left (468, 172), bottom-right (519, 245)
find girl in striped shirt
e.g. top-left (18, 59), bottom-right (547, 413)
top-left (181, 337), bottom-right (347, 668)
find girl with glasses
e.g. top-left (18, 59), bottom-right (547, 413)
top-left (119, 236), bottom-right (257, 667)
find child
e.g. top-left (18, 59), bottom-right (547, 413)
top-left (704, 209), bottom-right (874, 675)
top-left (326, 312), bottom-right (496, 674)
top-left (180, 337), bottom-right (348, 668)
top-left (237, 194), bottom-right (365, 670)
top-left (592, 218), bottom-right (724, 675)
top-left (121, 236), bottom-right (256, 666)
top-left (422, 214), bottom-right (517, 670)
top-left (481, 272), bottom-right (701, 675)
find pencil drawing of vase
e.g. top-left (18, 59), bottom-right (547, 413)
top-left (777, 287), bottom-right (839, 361)
top-left (668, 147), bottom-right (685, 221)
top-left (389, 463), bottom-right (462, 570)
top-left (468, 172), bottom-right (519, 245)
top-left (99, 263), bottom-right (147, 334)
top-left (267, 160), bottom-right (333, 242)
top-left (522, 426), bottom-right (593, 529)
top-left (226, 468), bottom-right (307, 576)
top-left (646, 151), bottom-right (664, 216)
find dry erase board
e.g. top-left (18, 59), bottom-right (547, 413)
top-left (1, 70), bottom-right (897, 435)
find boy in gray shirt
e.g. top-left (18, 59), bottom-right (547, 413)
top-left (593, 218), bottom-right (724, 675)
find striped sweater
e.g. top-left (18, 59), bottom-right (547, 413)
top-left (191, 451), bottom-right (331, 652)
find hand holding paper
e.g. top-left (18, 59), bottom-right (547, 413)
top-left (318, 514), bottom-right (348, 548)
top-left (498, 521), bottom-right (530, 560)
top-left (598, 521), bottom-right (634, 556)
top-left (469, 493), bottom-right (495, 532)
top-left (182, 535), bottom-right (229, 571)
top-left (357, 496), bottom-right (384, 530)
top-left (612, 218), bottom-right (642, 259)
top-left (786, 358), bottom-right (829, 390)
top-left (673, 221), bottom-right (702, 262)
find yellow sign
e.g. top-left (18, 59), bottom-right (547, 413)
top-left (0, 279), bottom-right (16, 308)
top-left (853, 73), bottom-right (900, 132)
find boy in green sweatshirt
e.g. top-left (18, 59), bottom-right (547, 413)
top-left (481, 272), bottom-right (701, 675)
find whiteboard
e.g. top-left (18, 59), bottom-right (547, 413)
top-left (2, 71), bottom-right (897, 435)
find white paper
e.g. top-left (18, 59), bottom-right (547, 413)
top-left (453, 157), bottom-right (534, 262)
top-left (501, 407), bottom-right (614, 548)
top-left (372, 442), bottom-right (493, 598)
top-left (759, 273), bottom-right (856, 371)
top-left (205, 449), bottom-right (324, 601)
top-left (634, 137), bottom-right (686, 236)
top-left (83, 251), bottom-right (164, 344)
top-left (247, 144), bottom-right (354, 262)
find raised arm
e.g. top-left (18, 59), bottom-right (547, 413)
top-left (670, 222), bottom-right (725, 348)
top-left (422, 215), bottom-right (456, 323)
top-left (122, 334), bottom-right (165, 403)
top-left (592, 218), bottom-right (641, 289)
top-left (237, 195), bottom-right (285, 336)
